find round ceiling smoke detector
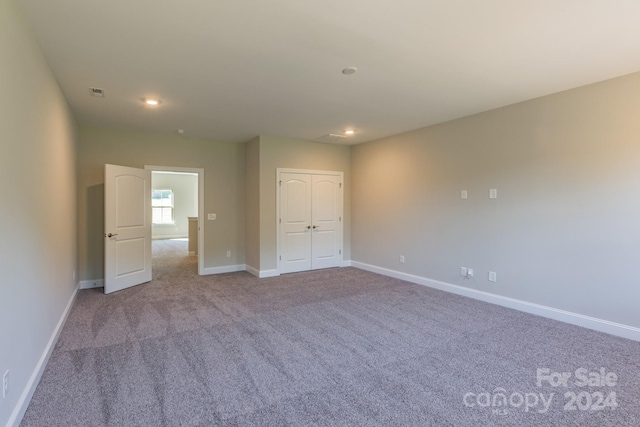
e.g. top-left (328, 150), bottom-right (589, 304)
top-left (342, 67), bottom-right (358, 75)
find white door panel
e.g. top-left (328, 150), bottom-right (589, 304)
top-left (115, 238), bottom-right (146, 276)
top-left (286, 179), bottom-right (310, 222)
top-left (311, 174), bottom-right (342, 270)
top-left (105, 164), bottom-right (152, 294)
top-left (280, 173), bottom-right (312, 273)
top-left (284, 232), bottom-right (310, 261)
top-left (313, 180), bottom-right (337, 221)
top-left (278, 170), bottom-right (343, 274)
top-left (313, 230), bottom-right (335, 258)
top-left (115, 175), bottom-right (146, 227)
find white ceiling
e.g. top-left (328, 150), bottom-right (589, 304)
top-left (18, 0), bottom-right (640, 145)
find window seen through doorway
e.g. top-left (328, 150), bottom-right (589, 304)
top-left (152, 189), bottom-right (174, 224)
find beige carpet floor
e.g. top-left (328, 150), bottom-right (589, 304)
top-left (20, 239), bottom-right (640, 426)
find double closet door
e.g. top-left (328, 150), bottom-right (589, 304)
top-left (278, 170), bottom-right (343, 274)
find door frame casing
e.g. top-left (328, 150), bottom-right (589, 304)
top-left (276, 168), bottom-right (344, 275)
top-left (145, 165), bottom-right (205, 275)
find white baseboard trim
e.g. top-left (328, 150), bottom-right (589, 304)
top-left (250, 265), bottom-right (355, 278)
top-left (258, 269), bottom-right (279, 278)
top-left (351, 261), bottom-right (640, 342)
top-left (200, 264), bottom-right (246, 275)
top-left (79, 279), bottom-right (104, 289)
top-left (8, 282), bottom-right (80, 427)
top-left (152, 235), bottom-right (187, 240)
top-left (245, 265), bottom-right (280, 278)
top-left (246, 264), bottom-right (260, 277)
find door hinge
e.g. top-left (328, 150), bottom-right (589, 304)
top-left (279, 255), bottom-right (281, 260)
top-left (339, 216), bottom-right (342, 222)
top-left (339, 182), bottom-right (342, 189)
top-left (339, 249), bottom-right (342, 255)
top-left (279, 180), bottom-right (282, 186)
top-left (279, 218), bottom-right (281, 224)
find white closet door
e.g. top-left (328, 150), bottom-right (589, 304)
top-left (311, 174), bottom-right (342, 270)
top-left (279, 173), bottom-right (312, 274)
top-left (278, 169), bottom-right (343, 274)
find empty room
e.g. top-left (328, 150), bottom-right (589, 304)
top-left (2, 0), bottom-right (640, 426)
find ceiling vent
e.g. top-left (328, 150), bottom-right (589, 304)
top-left (317, 133), bottom-right (348, 142)
top-left (89, 87), bottom-right (105, 98)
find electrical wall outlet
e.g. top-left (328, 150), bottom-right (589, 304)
top-left (460, 267), bottom-right (467, 277)
top-left (207, 213), bottom-right (216, 220)
top-left (226, 250), bottom-right (231, 257)
top-left (3, 370), bottom-right (8, 398)
top-left (399, 255), bottom-right (405, 263)
top-left (488, 271), bottom-right (497, 282)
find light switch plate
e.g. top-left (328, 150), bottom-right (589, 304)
top-left (207, 213), bottom-right (216, 220)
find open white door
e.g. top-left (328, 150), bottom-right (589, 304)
top-left (104, 164), bottom-right (152, 294)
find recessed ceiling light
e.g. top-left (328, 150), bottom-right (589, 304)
top-left (344, 130), bottom-right (355, 135)
top-left (144, 98), bottom-right (160, 106)
top-left (342, 67), bottom-right (357, 75)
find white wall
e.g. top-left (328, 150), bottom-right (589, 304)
top-left (151, 172), bottom-right (198, 239)
top-left (352, 71), bottom-right (640, 333)
top-left (0, 0), bottom-right (78, 425)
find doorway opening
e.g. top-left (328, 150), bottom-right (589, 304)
top-left (145, 165), bottom-right (205, 275)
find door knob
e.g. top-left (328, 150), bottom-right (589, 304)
top-left (107, 233), bottom-right (118, 238)
top-left (312, 225), bottom-right (318, 229)
top-left (306, 225), bottom-right (311, 230)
